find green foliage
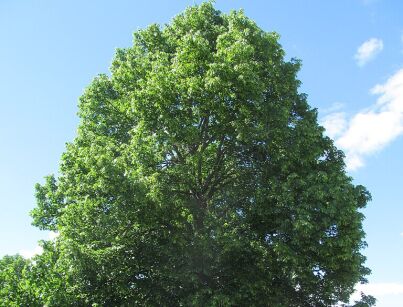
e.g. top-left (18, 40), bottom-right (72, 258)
top-left (1, 2), bottom-right (374, 306)
top-left (352, 293), bottom-right (377, 307)
top-left (0, 241), bottom-right (75, 306)
top-left (0, 255), bottom-right (36, 306)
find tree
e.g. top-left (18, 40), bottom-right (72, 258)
top-left (0, 241), bottom-right (74, 306)
top-left (0, 255), bottom-right (35, 306)
top-left (3, 2), bottom-right (374, 306)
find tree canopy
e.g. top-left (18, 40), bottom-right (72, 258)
top-left (1, 3), bottom-right (374, 306)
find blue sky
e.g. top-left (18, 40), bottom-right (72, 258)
top-left (1, 1), bottom-right (402, 305)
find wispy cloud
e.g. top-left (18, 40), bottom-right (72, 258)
top-left (322, 112), bottom-right (347, 139)
top-left (19, 245), bottom-right (43, 259)
top-left (360, 0), bottom-right (380, 5)
top-left (18, 231), bottom-right (59, 259)
top-left (355, 38), bottom-right (383, 66)
top-left (401, 32), bottom-right (403, 54)
top-left (351, 283), bottom-right (403, 301)
top-left (322, 69), bottom-right (403, 170)
top-left (322, 102), bottom-right (345, 113)
top-left (48, 231), bottom-right (59, 240)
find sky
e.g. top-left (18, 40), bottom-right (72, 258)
top-left (0, 0), bottom-right (402, 305)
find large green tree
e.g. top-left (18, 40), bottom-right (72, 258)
top-left (2, 3), bottom-right (374, 306)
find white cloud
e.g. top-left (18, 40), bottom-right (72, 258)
top-left (48, 231), bottom-right (59, 240)
top-left (342, 283), bottom-right (403, 307)
top-left (355, 38), bottom-right (383, 66)
top-left (351, 283), bottom-right (403, 301)
top-left (322, 68), bottom-right (403, 170)
top-left (18, 231), bottom-right (59, 259)
top-left (322, 112), bottom-right (347, 139)
top-left (19, 245), bottom-right (43, 259)
top-left (322, 102), bottom-right (345, 114)
top-left (360, 0), bottom-right (380, 5)
top-left (400, 232), bottom-right (403, 237)
top-left (401, 32), bottom-right (403, 54)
